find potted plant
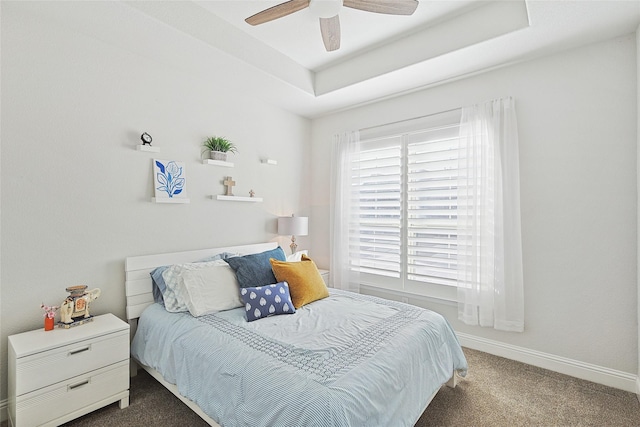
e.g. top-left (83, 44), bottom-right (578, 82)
top-left (202, 136), bottom-right (238, 162)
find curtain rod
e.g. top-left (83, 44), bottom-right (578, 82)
top-left (358, 107), bottom-right (462, 133)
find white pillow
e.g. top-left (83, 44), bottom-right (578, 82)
top-left (286, 250), bottom-right (308, 262)
top-left (161, 259), bottom-right (228, 312)
top-left (179, 264), bottom-right (242, 317)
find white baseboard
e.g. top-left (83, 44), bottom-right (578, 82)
top-left (457, 332), bottom-right (638, 393)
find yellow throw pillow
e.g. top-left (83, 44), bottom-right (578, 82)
top-left (270, 254), bottom-right (329, 309)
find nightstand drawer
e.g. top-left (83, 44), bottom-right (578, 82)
top-left (15, 330), bottom-right (128, 395)
top-left (14, 360), bottom-right (129, 427)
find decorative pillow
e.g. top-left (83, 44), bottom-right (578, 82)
top-left (150, 252), bottom-right (232, 305)
top-left (180, 264), bottom-right (242, 317)
top-left (240, 282), bottom-right (296, 322)
top-left (197, 252), bottom-right (237, 263)
top-left (150, 265), bottom-right (171, 304)
top-left (286, 250), bottom-right (308, 262)
top-left (224, 246), bottom-right (286, 288)
top-left (270, 254), bottom-right (329, 309)
top-left (161, 259), bottom-right (230, 312)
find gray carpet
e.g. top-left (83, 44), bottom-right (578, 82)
top-left (5, 348), bottom-right (639, 426)
top-left (416, 348), bottom-right (640, 427)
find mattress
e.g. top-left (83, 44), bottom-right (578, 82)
top-left (131, 289), bottom-right (467, 427)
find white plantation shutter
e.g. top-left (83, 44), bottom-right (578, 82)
top-left (351, 137), bottom-right (402, 279)
top-left (349, 109), bottom-right (462, 296)
top-left (407, 125), bottom-right (461, 287)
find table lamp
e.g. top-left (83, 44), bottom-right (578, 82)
top-left (278, 215), bottom-right (308, 254)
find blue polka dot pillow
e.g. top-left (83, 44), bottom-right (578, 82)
top-left (240, 281), bottom-right (296, 322)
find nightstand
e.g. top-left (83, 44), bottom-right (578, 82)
top-left (318, 269), bottom-right (329, 286)
top-left (8, 313), bottom-right (130, 427)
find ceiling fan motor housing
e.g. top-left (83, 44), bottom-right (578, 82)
top-left (309, 0), bottom-right (343, 18)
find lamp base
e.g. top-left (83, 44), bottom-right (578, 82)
top-left (289, 235), bottom-right (297, 255)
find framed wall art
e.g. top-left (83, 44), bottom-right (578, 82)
top-left (153, 159), bottom-right (189, 204)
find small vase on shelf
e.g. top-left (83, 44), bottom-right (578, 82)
top-left (41, 303), bottom-right (59, 331)
top-left (44, 317), bottom-right (54, 331)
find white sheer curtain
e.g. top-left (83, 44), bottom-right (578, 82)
top-left (457, 97), bottom-right (524, 332)
top-left (330, 131), bottom-right (361, 292)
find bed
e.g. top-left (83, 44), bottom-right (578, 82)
top-left (125, 242), bottom-right (467, 426)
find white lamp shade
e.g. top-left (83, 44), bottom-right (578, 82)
top-left (278, 216), bottom-right (309, 236)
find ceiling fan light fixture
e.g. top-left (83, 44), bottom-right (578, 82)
top-left (309, 0), bottom-right (343, 18)
top-left (245, 0), bottom-right (419, 52)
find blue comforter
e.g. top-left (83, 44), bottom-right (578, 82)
top-left (131, 289), bottom-right (467, 427)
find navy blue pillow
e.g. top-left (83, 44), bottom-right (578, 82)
top-left (240, 282), bottom-right (296, 322)
top-left (224, 246), bottom-right (286, 288)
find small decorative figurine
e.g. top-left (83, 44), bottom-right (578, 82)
top-left (224, 176), bottom-right (236, 196)
top-left (249, 189), bottom-right (255, 198)
top-left (59, 285), bottom-right (101, 328)
top-left (141, 132), bottom-right (153, 146)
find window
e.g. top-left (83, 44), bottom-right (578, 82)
top-left (349, 110), bottom-right (461, 300)
top-left (338, 98), bottom-right (523, 329)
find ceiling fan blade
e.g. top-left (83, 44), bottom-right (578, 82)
top-left (319, 15), bottom-right (340, 52)
top-left (343, 0), bottom-right (419, 15)
top-left (245, 0), bottom-right (310, 26)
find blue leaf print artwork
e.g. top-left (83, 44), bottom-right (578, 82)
top-left (155, 160), bottom-right (165, 174)
top-left (155, 160), bottom-right (185, 198)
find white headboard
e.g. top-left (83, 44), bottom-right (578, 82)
top-left (124, 242), bottom-right (278, 322)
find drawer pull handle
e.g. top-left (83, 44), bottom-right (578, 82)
top-left (68, 346), bottom-right (90, 356)
top-left (68, 380), bottom-right (90, 391)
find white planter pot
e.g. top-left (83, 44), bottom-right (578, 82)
top-left (210, 151), bottom-right (227, 161)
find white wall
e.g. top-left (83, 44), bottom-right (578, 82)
top-left (637, 24), bottom-right (640, 395)
top-left (0, 2), bottom-right (311, 404)
top-left (311, 35), bottom-right (638, 380)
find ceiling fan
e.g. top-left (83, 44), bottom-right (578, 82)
top-left (245, 0), bottom-right (419, 52)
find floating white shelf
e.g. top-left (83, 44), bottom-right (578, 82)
top-left (136, 145), bottom-right (160, 153)
top-left (152, 197), bottom-right (190, 204)
top-left (215, 195), bottom-right (263, 202)
top-left (203, 159), bottom-right (234, 167)
top-left (261, 159), bottom-right (277, 165)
